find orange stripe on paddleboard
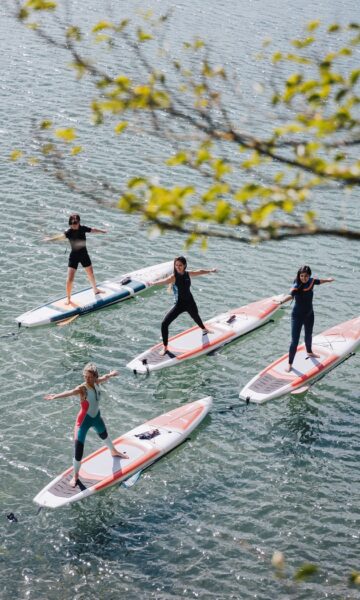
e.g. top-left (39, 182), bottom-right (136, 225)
top-left (291, 355), bottom-right (338, 387)
top-left (148, 405), bottom-right (205, 431)
top-left (94, 448), bottom-right (160, 491)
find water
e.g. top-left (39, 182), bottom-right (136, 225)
top-left (1, 1), bottom-right (359, 598)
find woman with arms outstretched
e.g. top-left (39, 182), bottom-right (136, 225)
top-left (44, 363), bottom-right (128, 487)
top-left (150, 256), bottom-right (218, 356)
top-left (44, 213), bottom-right (106, 304)
top-left (279, 265), bottom-right (334, 372)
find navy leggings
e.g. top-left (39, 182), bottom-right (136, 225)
top-left (288, 310), bottom-right (314, 365)
top-left (161, 299), bottom-right (205, 346)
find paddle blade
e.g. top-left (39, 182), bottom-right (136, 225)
top-left (56, 314), bottom-right (79, 327)
top-left (121, 470), bottom-right (142, 489)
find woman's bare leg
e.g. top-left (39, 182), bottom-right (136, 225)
top-left (65, 267), bottom-right (76, 304)
top-left (85, 265), bottom-right (103, 295)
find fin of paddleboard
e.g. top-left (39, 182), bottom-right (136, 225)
top-left (291, 385), bottom-right (310, 395)
top-left (121, 470), bottom-right (142, 489)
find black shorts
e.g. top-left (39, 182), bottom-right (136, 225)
top-left (68, 249), bottom-right (92, 270)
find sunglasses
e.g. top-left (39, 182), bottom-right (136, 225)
top-left (70, 219), bottom-right (80, 224)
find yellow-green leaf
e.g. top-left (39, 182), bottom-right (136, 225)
top-left (92, 20), bottom-right (113, 33)
top-left (66, 26), bottom-right (81, 41)
top-left (114, 121), bottom-right (128, 134)
top-left (128, 177), bottom-right (147, 189)
top-left (71, 145), bottom-right (82, 155)
top-left (166, 152), bottom-right (188, 166)
top-left (328, 23), bottom-right (340, 33)
top-left (25, 0), bottom-right (57, 10)
top-left (306, 20), bottom-right (320, 32)
top-left (55, 128), bottom-right (77, 142)
top-left (10, 150), bottom-right (23, 161)
top-left (137, 29), bottom-right (153, 42)
top-left (350, 69), bottom-right (360, 85)
top-left (40, 119), bottom-right (52, 129)
top-left (294, 564), bottom-right (318, 581)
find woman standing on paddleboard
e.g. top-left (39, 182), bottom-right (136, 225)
top-left (44, 363), bottom-right (128, 487)
top-left (279, 265), bottom-right (334, 372)
top-left (150, 256), bottom-right (217, 356)
top-left (44, 213), bottom-right (106, 305)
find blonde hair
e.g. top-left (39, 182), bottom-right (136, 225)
top-left (83, 362), bottom-right (99, 378)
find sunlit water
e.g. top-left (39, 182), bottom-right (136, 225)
top-left (0, 1), bottom-right (359, 599)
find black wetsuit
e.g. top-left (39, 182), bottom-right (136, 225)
top-left (288, 277), bottom-right (321, 364)
top-left (161, 271), bottom-right (205, 346)
top-left (65, 225), bottom-right (92, 269)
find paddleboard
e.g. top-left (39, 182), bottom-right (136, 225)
top-left (240, 316), bottom-right (360, 403)
top-left (33, 396), bottom-right (212, 509)
top-left (127, 295), bottom-right (284, 374)
top-left (16, 260), bottom-right (173, 327)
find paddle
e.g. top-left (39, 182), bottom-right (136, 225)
top-left (121, 470), bottom-right (142, 489)
top-left (56, 314), bottom-right (79, 327)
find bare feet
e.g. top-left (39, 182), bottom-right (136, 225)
top-left (307, 352), bottom-right (320, 358)
top-left (285, 364), bottom-right (292, 373)
top-left (111, 449), bottom-right (129, 459)
top-left (159, 347), bottom-right (168, 356)
top-left (65, 298), bottom-right (71, 306)
top-left (94, 288), bottom-right (104, 295)
top-left (70, 475), bottom-right (79, 488)
top-left (202, 328), bottom-right (214, 335)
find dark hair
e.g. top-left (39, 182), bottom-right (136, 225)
top-left (296, 265), bottom-right (312, 287)
top-left (173, 256), bottom-right (187, 276)
top-left (69, 213), bottom-right (80, 225)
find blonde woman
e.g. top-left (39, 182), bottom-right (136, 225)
top-left (44, 363), bottom-right (128, 487)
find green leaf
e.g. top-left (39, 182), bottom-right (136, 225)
top-left (137, 28), bottom-right (153, 42)
top-left (92, 20), bottom-right (113, 33)
top-left (71, 145), bottom-right (82, 155)
top-left (114, 121), bottom-right (128, 134)
top-left (272, 51), bottom-right (283, 63)
top-left (306, 20), bottom-right (320, 32)
top-left (128, 177), bottom-right (147, 189)
top-left (10, 150), bottom-right (23, 161)
top-left (291, 37), bottom-right (315, 49)
top-left (350, 69), bottom-right (360, 85)
top-left (214, 200), bottom-right (231, 223)
top-left (18, 7), bottom-right (29, 19)
top-left (25, 0), bottom-right (57, 10)
top-left (349, 571), bottom-right (360, 584)
top-left (54, 128), bottom-right (77, 142)
top-left (335, 88), bottom-right (348, 102)
top-left (294, 564), bottom-right (318, 581)
top-left (166, 152), bottom-right (188, 166)
top-left (40, 119), bottom-right (52, 129)
top-left (66, 26), bottom-right (82, 41)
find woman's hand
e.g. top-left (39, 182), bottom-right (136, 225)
top-left (44, 393), bottom-right (56, 401)
top-left (109, 370), bottom-right (119, 378)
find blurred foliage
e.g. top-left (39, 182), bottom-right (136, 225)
top-left (12, 1), bottom-right (360, 244)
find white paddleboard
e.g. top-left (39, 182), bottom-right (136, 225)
top-left (16, 260), bottom-right (173, 327)
top-left (240, 316), bottom-right (360, 403)
top-left (33, 396), bottom-right (212, 509)
top-left (127, 295), bottom-right (283, 374)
